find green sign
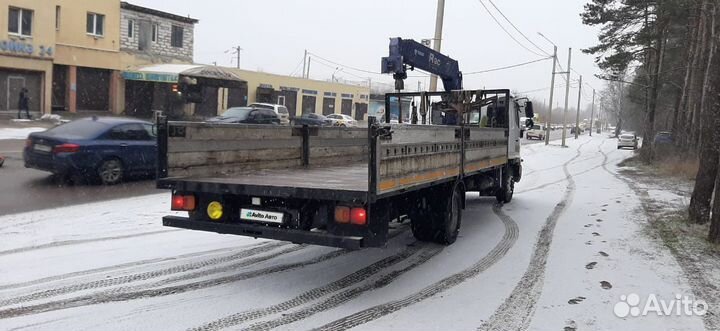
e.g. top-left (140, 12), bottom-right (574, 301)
top-left (122, 71), bottom-right (178, 83)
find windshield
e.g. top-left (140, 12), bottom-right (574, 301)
top-left (221, 107), bottom-right (252, 119)
top-left (620, 134), bottom-right (634, 139)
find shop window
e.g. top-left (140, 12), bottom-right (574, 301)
top-left (8, 7), bottom-right (33, 37)
top-left (86, 12), bottom-right (104, 36)
top-left (171, 25), bottom-right (183, 48)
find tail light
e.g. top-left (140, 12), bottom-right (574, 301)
top-left (171, 194), bottom-right (196, 211)
top-left (335, 206), bottom-right (367, 225)
top-left (52, 143), bottom-right (80, 154)
top-left (334, 206), bottom-right (350, 224)
top-left (350, 208), bottom-right (367, 225)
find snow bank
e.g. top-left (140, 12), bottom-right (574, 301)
top-left (0, 127), bottom-right (47, 140)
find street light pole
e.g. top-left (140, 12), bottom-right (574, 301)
top-left (429, 0), bottom-right (445, 92)
top-left (589, 89), bottom-right (595, 137)
top-left (561, 48), bottom-right (572, 147)
top-left (545, 46), bottom-right (557, 145)
top-left (575, 75), bottom-right (582, 139)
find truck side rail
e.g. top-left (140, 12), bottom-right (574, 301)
top-left (158, 121), bottom-right (368, 182)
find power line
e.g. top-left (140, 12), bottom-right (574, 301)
top-left (475, 0), bottom-right (546, 57)
top-left (486, 0), bottom-right (550, 56)
top-left (464, 57), bottom-right (551, 75)
top-left (289, 55), bottom-right (305, 77)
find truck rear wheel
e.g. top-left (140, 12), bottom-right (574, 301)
top-left (496, 167), bottom-right (514, 203)
top-left (410, 197), bottom-right (436, 242)
top-left (410, 184), bottom-right (462, 245)
top-left (436, 185), bottom-right (462, 245)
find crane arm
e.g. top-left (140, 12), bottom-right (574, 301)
top-left (381, 37), bottom-right (462, 92)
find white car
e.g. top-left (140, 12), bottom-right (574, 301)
top-left (248, 103), bottom-right (290, 125)
top-left (325, 114), bottom-right (357, 127)
top-left (526, 124), bottom-right (546, 140)
top-left (617, 133), bottom-right (638, 149)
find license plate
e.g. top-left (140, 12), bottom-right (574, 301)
top-left (240, 208), bottom-right (284, 223)
top-left (34, 144), bottom-right (52, 152)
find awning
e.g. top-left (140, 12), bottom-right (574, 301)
top-left (122, 64), bottom-right (246, 87)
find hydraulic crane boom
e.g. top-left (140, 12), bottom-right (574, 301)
top-left (381, 37), bottom-right (462, 92)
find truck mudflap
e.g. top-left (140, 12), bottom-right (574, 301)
top-left (163, 216), bottom-right (365, 250)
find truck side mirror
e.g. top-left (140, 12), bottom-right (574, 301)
top-left (525, 118), bottom-right (534, 128)
top-left (525, 101), bottom-right (535, 123)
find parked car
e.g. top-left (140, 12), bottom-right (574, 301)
top-left (617, 133), bottom-right (638, 149)
top-left (526, 124), bottom-right (546, 140)
top-left (24, 117), bottom-right (156, 185)
top-left (325, 114), bottom-right (357, 127)
top-left (570, 126), bottom-right (584, 134)
top-left (248, 103), bottom-right (290, 125)
top-left (653, 131), bottom-right (673, 145)
top-left (291, 113), bottom-right (333, 126)
top-left (207, 107), bottom-right (280, 125)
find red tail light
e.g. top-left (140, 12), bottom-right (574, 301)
top-left (350, 208), bottom-right (367, 225)
top-left (52, 143), bottom-right (80, 154)
top-left (171, 194), bottom-right (196, 211)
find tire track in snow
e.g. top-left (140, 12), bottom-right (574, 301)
top-left (0, 241), bottom-right (291, 307)
top-left (476, 139), bottom-right (592, 331)
top-left (241, 246), bottom-right (444, 331)
top-left (598, 142), bottom-right (720, 330)
top-left (188, 243), bottom-right (429, 331)
top-left (311, 204), bottom-right (519, 331)
top-left (0, 243), bottom-right (262, 291)
top-left (0, 229), bottom-right (182, 257)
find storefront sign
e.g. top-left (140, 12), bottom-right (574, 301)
top-left (122, 71), bottom-right (178, 83)
top-left (0, 39), bottom-right (53, 57)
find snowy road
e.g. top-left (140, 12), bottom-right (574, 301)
top-left (0, 135), bottom-right (707, 331)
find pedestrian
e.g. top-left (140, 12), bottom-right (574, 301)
top-left (18, 88), bottom-right (31, 120)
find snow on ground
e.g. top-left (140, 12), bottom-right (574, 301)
top-left (0, 127), bottom-right (46, 140)
top-left (0, 135), bottom-right (707, 331)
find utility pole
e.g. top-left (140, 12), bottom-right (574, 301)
top-left (230, 46), bottom-right (243, 69)
top-left (544, 46), bottom-right (557, 145)
top-left (429, 0), bottom-right (445, 92)
top-left (302, 50), bottom-right (307, 79)
top-left (589, 89), bottom-right (595, 137)
top-left (561, 48), bottom-right (572, 147)
top-left (574, 75), bottom-right (582, 139)
top-left (306, 57), bottom-right (311, 79)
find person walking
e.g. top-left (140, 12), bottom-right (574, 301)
top-left (17, 88), bottom-right (30, 120)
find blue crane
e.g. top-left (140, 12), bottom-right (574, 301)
top-left (381, 37), bottom-right (462, 92)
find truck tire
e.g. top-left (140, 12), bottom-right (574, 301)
top-left (435, 184), bottom-right (462, 245)
top-left (496, 167), bottom-right (514, 203)
top-left (410, 196), bottom-right (436, 242)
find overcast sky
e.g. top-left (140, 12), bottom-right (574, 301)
top-left (131, 0), bottom-right (603, 109)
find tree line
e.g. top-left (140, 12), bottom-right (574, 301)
top-left (581, 0), bottom-right (720, 243)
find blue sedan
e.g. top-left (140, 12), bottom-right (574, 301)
top-left (24, 117), bottom-right (157, 185)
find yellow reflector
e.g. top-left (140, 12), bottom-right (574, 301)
top-left (207, 201), bottom-right (223, 220)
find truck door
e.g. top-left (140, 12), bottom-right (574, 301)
top-left (508, 100), bottom-right (521, 159)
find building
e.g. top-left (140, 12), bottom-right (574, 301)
top-left (1, 1), bottom-right (369, 120)
top-left (0, 0), bottom-right (197, 117)
top-left (0, 0), bottom-right (56, 115)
